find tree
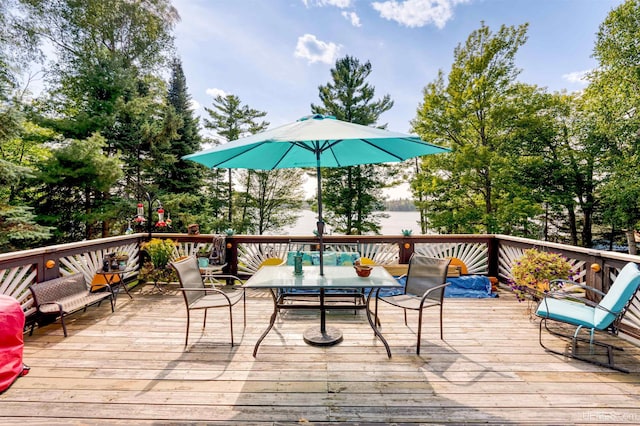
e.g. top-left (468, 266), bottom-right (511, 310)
top-left (203, 94), bottom-right (268, 230)
top-left (0, 0), bottom-right (41, 100)
top-left (37, 133), bottom-right (123, 242)
top-left (0, 159), bottom-right (52, 252)
top-left (411, 23), bottom-right (529, 234)
top-left (159, 58), bottom-right (203, 193)
top-left (13, 0), bottom-right (182, 241)
top-left (588, 0), bottom-right (640, 253)
top-left (236, 169), bottom-right (304, 234)
top-left (311, 55), bottom-right (393, 234)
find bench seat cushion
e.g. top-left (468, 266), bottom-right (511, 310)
top-left (38, 292), bottom-right (112, 315)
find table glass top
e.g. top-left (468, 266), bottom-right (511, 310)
top-left (243, 265), bottom-right (401, 289)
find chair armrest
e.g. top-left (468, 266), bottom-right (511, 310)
top-left (549, 279), bottom-right (606, 297)
top-left (37, 301), bottom-right (63, 313)
top-left (419, 282), bottom-right (451, 305)
top-left (202, 273), bottom-right (245, 285)
top-left (177, 286), bottom-right (243, 304)
top-left (178, 287), bottom-right (226, 295)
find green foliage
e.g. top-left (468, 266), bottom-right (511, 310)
top-left (412, 22), bottom-right (543, 235)
top-left (509, 249), bottom-right (574, 302)
top-left (203, 94), bottom-right (269, 230)
top-left (0, 204), bottom-right (53, 252)
top-left (159, 58), bottom-right (204, 193)
top-left (140, 238), bottom-right (176, 269)
top-left (235, 168), bottom-right (305, 235)
top-left (311, 55), bottom-right (393, 235)
top-left (139, 237), bottom-right (178, 283)
top-left (587, 0), bottom-right (640, 252)
top-left (36, 133), bottom-right (123, 241)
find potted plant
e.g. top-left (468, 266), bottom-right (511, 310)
top-left (115, 252), bottom-right (130, 269)
top-left (509, 248), bottom-right (574, 302)
top-left (140, 238), bottom-right (177, 283)
top-left (196, 246), bottom-right (210, 268)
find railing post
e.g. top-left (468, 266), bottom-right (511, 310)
top-left (227, 237), bottom-right (238, 278)
top-left (42, 255), bottom-right (60, 281)
top-left (587, 254), bottom-right (604, 293)
top-left (399, 238), bottom-right (413, 264)
top-left (488, 236), bottom-right (499, 279)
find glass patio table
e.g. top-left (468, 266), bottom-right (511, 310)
top-left (243, 265), bottom-right (401, 358)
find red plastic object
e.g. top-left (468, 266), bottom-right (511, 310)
top-left (0, 294), bottom-right (29, 393)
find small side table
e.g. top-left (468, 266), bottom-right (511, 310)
top-left (95, 269), bottom-right (134, 303)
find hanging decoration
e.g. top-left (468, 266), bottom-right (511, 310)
top-left (156, 207), bottom-right (167, 228)
top-left (134, 203), bottom-right (146, 224)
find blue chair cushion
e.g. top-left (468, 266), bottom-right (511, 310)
top-left (594, 262), bottom-right (640, 328)
top-left (536, 297), bottom-right (597, 329)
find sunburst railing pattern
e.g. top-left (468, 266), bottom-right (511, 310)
top-left (415, 242), bottom-right (489, 274)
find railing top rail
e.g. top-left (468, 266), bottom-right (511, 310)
top-left (495, 234), bottom-right (640, 264)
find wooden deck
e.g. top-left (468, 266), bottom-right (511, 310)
top-left (3, 283), bottom-right (640, 425)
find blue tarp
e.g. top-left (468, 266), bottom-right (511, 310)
top-left (281, 273), bottom-right (497, 299)
top-left (391, 275), bottom-right (496, 298)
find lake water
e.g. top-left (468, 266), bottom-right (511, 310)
top-left (276, 209), bottom-right (421, 236)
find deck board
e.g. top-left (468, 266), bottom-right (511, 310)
top-left (2, 284), bottom-right (640, 424)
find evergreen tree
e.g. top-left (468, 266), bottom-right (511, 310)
top-left (37, 133), bottom-right (123, 242)
top-left (160, 58), bottom-right (203, 193)
top-left (311, 55), bottom-right (393, 235)
top-left (203, 94), bottom-right (268, 230)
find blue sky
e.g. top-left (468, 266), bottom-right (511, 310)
top-left (172, 0), bottom-right (624, 136)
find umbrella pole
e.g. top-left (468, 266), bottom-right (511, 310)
top-left (315, 154), bottom-right (324, 277)
top-left (304, 150), bottom-right (343, 345)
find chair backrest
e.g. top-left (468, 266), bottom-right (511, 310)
top-left (171, 256), bottom-right (205, 306)
top-left (405, 255), bottom-right (451, 301)
top-left (594, 262), bottom-right (640, 329)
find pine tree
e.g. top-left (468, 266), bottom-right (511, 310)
top-left (311, 55), bottom-right (393, 234)
top-left (203, 94), bottom-right (268, 229)
top-left (160, 58), bottom-right (203, 193)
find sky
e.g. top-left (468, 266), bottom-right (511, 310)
top-left (169, 0), bottom-right (624, 198)
top-left (171, 0), bottom-right (624, 135)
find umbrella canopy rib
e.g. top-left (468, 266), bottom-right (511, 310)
top-left (272, 143), bottom-right (297, 170)
top-left (359, 138), bottom-right (405, 162)
top-left (209, 143), bottom-right (263, 169)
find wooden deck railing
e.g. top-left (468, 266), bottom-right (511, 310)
top-left (1, 232), bottom-right (639, 339)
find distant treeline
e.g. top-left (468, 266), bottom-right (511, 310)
top-left (383, 199), bottom-right (417, 211)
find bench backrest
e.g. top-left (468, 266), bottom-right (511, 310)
top-left (30, 273), bottom-right (88, 305)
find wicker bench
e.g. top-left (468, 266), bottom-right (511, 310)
top-left (29, 273), bottom-right (114, 337)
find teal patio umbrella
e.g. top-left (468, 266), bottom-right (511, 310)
top-left (183, 114), bottom-right (449, 275)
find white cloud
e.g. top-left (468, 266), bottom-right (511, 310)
top-left (302, 0), bottom-right (353, 8)
top-left (205, 88), bottom-right (228, 98)
top-left (371, 0), bottom-right (469, 29)
top-left (342, 11), bottom-right (362, 27)
top-left (294, 34), bottom-right (341, 64)
top-left (189, 99), bottom-right (201, 111)
top-left (562, 69), bottom-right (590, 85)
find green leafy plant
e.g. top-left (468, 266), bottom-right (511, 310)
top-left (141, 238), bottom-right (176, 268)
top-left (140, 238), bottom-right (177, 283)
top-left (509, 248), bottom-right (574, 302)
top-left (197, 245), bottom-right (210, 257)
